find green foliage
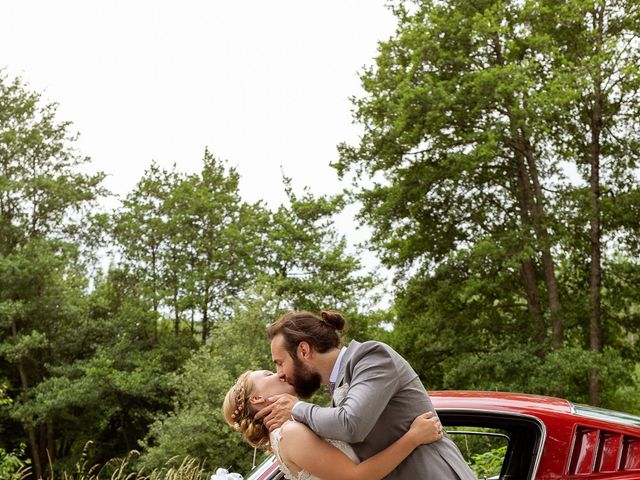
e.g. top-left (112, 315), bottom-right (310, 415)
top-left (112, 152), bottom-right (263, 343)
top-left (264, 176), bottom-right (376, 313)
top-left (606, 364), bottom-right (640, 415)
top-left (337, 0), bottom-right (640, 405)
top-left (4, 267), bottom-right (197, 475)
top-left (0, 71), bottom-right (111, 478)
top-left (139, 292), bottom-right (277, 474)
top-left (449, 428), bottom-right (508, 478)
top-left (469, 445), bottom-right (507, 479)
top-left (0, 443), bottom-right (30, 480)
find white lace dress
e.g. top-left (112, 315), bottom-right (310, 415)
top-left (270, 420), bottom-right (359, 480)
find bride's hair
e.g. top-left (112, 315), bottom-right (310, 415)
top-left (222, 371), bottom-right (270, 449)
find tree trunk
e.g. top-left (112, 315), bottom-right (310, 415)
top-left (39, 424), bottom-right (47, 476)
top-left (201, 285), bottom-right (209, 344)
top-left (496, 36), bottom-right (552, 350)
top-left (173, 286), bottom-right (180, 335)
top-left (514, 154), bottom-right (547, 349)
top-left (588, 4), bottom-right (604, 406)
top-left (27, 426), bottom-right (43, 479)
top-left (12, 319), bottom-right (43, 479)
top-left (520, 259), bottom-right (546, 348)
top-left (521, 138), bottom-right (563, 347)
top-left (47, 420), bottom-right (55, 467)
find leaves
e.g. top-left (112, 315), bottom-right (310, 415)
top-left (339, 0), bottom-right (640, 403)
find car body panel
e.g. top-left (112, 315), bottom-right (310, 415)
top-left (430, 391), bottom-right (640, 479)
top-left (244, 391), bottom-right (640, 480)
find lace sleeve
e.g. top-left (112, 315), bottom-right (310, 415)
top-left (270, 423), bottom-right (316, 480)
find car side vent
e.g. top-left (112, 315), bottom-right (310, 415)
top-left (621, 435), bottom-right (640, 471)
top-left (569, 427), bottom-right (640, 474)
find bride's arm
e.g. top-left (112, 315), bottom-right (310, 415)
top-left (278, 412), bottom-right (441, 480)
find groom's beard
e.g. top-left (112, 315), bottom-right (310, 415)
top-left (291, 357), bottom-right (322, 399)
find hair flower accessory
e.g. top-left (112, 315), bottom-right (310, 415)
top-left (211, 467), bottom-right (243, 480)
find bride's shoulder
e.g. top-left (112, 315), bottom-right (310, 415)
top-left (280, 420), bottom-right (310, 439)
top-left (279, 420), bottom-right (319, 450)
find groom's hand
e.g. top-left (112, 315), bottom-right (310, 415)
top-left (254, 393), bottom-right (297, 432)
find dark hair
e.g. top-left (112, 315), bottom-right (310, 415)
top-left (267, 310), bottom-right (346, 359)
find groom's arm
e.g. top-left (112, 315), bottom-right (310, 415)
top-left (294, 343), bottom-right (401, 443)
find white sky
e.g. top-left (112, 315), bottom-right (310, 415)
top-left (3, 1), bottom-right (399, 302)
top-left (2, 1), bottom-right (396, 211)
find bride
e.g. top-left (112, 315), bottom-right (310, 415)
top-left (223, 369), bottom-right (444, 480)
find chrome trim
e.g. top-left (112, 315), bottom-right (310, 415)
top-left (435, 407), bottom-right (546, 480)
top-left (447, 430), bottom-right (511, 442)
top-left (244, 454), bottom-right (279, 480)
top-left (571, 402), bottom-right (640, 427)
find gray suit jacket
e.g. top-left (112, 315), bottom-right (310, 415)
top-left (293, 340), bottom-right (476, 479)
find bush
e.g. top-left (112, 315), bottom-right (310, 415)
top-left (0, 444), bottom-right (30, 480)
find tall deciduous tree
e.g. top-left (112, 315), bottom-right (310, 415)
top-left (169, 151), bottom-right (262, 343)
top-left (113, 152), bottom-right (263, 344)
top-left (113, 162), bottom-right (177, 337)
top-left (532, 0), bottom-right (640, 404)
top-left (264, 176), bottom-right (375, 313)
top-left (335, 0), bottom-right (640, 404)
top-left (0, 72), bottom-right (105, 478)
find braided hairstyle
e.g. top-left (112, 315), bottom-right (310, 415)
top-left (222, 371), bottom-right (270, 449)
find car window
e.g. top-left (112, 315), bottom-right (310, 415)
top-left (439, 411), bottom-right (544, 480)
top-left (446, 427), bottom-right (509, 479)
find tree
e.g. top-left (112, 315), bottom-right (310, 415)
top-left (0, 71), bottom-right (106, 478)
top-left (139, 291), bottom-right (276, 474)
top-left (167, 152), bottom-right (262, 343)
top-left (112, 162), bottom-right (178, 329)
top-left (531, 0), bottom-right (640, 404)
top-left (335, 0), bottom-right (640, 403)
top-left (113, 152), bottom-right (264, 344)
top-left (263, 176), bottom-right (376, 313)
top-left (336, 0), bottom-right (569, 349)
top-left (9, 267), bottom-right (198, 474)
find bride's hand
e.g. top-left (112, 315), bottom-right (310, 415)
top-left (407, 411), bottom-right (444, 446)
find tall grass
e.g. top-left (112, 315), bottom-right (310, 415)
top-left (20, 447), bottom-right (210, 480)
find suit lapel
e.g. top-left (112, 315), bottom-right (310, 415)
top-left (335, 340), bottom-right (360, 389)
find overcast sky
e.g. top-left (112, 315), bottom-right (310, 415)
top-left (2, 1), bottom-right (396, 211)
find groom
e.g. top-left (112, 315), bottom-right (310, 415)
top-left (255, 310), bottom-right (475, 479)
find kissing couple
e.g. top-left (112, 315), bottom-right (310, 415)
top-left (223, 310), bottom-right (476, 480)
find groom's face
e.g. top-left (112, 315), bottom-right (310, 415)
top-left (290, 355), bottom-right (322, 399)
top-left (271, 333), bottom-right (322, 399)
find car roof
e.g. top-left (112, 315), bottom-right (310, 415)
top-left (429, 390), bottom-right (575, 417)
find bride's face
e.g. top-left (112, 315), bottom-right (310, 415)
top-left (250, 370), bottom-right (296, 402)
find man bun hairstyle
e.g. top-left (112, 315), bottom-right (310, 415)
top-left (267, 310), bottom-right (346, 359)
top-left (320, 310), bottom-right (346, 330)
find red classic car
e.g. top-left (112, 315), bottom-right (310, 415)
top-left (243, 391), bottom-right (640, 480)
